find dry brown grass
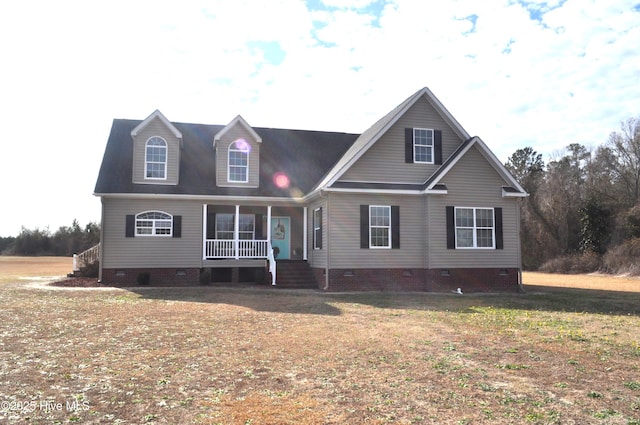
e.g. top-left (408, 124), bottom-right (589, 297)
top-left (1, 257), bottom-right (639, 424)
top-left (0, 256), bottom-right (71, 285)
top-left (524, 271), bottom-right (640, 293)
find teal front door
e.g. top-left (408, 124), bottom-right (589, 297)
top-left (270, 217), bottom-right (290, 259)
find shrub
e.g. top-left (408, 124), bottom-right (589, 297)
top-left (137, 272), bottom-right (151, 285)
top-left (79, 261), bottom-right (99, 278)
top-left (603, 237), bottom-right (640, 275)
top-left (539, 252), bottom-right (602, 274)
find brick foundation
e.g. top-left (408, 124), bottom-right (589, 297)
top-left (321, 267), bottom-right (521, 293)
top-left (102, 266), bottom-right (521, 292)
top-left (102, 268), bottom-right (201, 286)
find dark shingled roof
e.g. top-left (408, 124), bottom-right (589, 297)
top-left (94, 119), bottom-right (359, 198)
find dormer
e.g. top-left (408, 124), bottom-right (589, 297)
top-left (131, 110), bottom-right (182, 185)
top-left (214, 115), bottom-right (262, 188)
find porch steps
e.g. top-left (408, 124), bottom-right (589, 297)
top-left (275, 260), bottom-right (318, 289)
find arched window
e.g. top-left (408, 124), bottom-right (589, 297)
top-left (135, 211), bottom-right (173, 236)
top-left (228, 139), bottom-right (249, 182)
top-left (145, 136), bottom-right (167, 179)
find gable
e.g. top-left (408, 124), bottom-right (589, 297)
top-left (131, 114), bottom-right (182, 185)
top-left (338, 96), bottom-right (466, 184)
top-left (214, 116), bottom-right (261, 188)
top-left (439, 145), bottom-right (510, 200)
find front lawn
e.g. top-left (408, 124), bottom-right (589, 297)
top-left (1, 275), bottom-right (639, 424)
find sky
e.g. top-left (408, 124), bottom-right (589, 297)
top-left (0, 0), bottom-right (638, 237)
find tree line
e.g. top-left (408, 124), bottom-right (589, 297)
top-left (0, 220), bottom-right (100, 257)
top-left (505, 116), bottom-right (640, 274)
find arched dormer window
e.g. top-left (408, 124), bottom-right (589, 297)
top-left (228, 139), bottom-right (249, 183)
top-left (135, 211), bottom-right (173, 236)
top-left (145, 136), bottom-right (167, 179)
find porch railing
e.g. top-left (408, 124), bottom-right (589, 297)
top-left (204, 239), bottom-right (270, 259)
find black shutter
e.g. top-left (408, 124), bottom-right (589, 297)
top-left (391, 206), bottom-right (400, 249)
top-left (255, 214), bottom-right (263, 239)
top-left (494, 208), bottom-right (503, 249)
top-left (405, 128), bottom-right (413, 163)
top-left (317, 207), bottom-right (323, 249)
top-left (360, 205), bottom-right (369, 248)
top-left (173, 215), bottom-right (182, 238)
top-left (125, 215), bottom-right (135, 237)
top-left (434, 130), bottom-right (442, 165)
top-left (446, 206), bottom-right (455, 249)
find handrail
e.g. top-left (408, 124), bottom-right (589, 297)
top-left (267, 242), bottom-right (276, 286)
top-left (73, 243), bottom-right (101, 272)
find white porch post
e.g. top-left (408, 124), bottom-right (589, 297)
top-left (267, 205), bottom-right (272, 244)
top-left (234, 205), bottom-right (240, 259)
top-left (303, 207), bottom-right (308, 260)
top-left (202, 204), bottom-right (207, 260)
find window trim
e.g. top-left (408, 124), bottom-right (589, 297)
top-left (454, 207), bottom-right (495, 249)
top-left (227, 140), bottom-right (249, 183)
top-left (369, 205), bottom-right (391, 249)
top-left (144, 136), bottom-right (168, 180)
top-left (313, 207), bottom-right (322, 250)
top-left (413, 128), bottom-right (434, 164)
top-left (135, 210), bottom-right (173, 237)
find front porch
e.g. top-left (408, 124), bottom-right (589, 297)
top-left (201, 204), bottom-right (309, 286)
top-left (202, 204), bottom-right (307, 261)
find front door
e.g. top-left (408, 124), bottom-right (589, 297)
top-left (270, 217), bottom-right (290, 259)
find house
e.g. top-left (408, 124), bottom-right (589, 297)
top-left (93, 87), bottom-right (528, 292)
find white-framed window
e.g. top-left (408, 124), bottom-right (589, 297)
top-left (413, 128), bottom-right (434, 164)
top-left (455, 207), bottom-right (495, 248)
top-left (369, 205), bottom-right (391, 248)
top-left (216, 214), bottom-right (255, 240)
top-left (313, 207), bottom-right (322, 249)
top-left (136, 211), bottom-right (172, 236)
top-left (145, 136), bottom-right (167, 179)
top-left (228, 140), bottom-right (249, 182)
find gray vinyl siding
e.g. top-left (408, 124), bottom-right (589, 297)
top-left (215, 126), bottom-right (260, 188)
top-left (327, 192), bottom-right (426, 269)
top-left (307, 200), bottom-right (327, 268)
top-left (132, 116), bottom-right (180, 185)
top-left (339, 96), bottom-right (463, 183)
top-left (101, 198), bottom-right (202, 269)
top-left (428, 146), bottom-right (519, 268)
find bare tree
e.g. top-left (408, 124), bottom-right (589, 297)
top-left (604, 117), bottom-right (640, 207)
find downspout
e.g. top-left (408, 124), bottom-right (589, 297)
top-left (516, 198), bottom-right (525, 293)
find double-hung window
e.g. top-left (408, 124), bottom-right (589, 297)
top-left (135, 211), bottom-right (172, 236)
top-left (228, 140), bottom-right (249, 182)
top-left (369, 205), bottom-right (391, 248)
top-left (145, 136), bottom-right (167, 179)
top-left (413, 128), bottom-right (434, 164)
top-left (455, 207), bottom-right (495, 248)
top-left (215, 214), bottom-right (255, 240)
top-left (313, 208), bottom-right (322, 249)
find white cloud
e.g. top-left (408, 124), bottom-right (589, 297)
top-left (0, 0), bottom-right (638, 237)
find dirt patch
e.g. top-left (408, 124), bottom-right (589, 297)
top-left (49, 277), bottom-right (103, 287)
